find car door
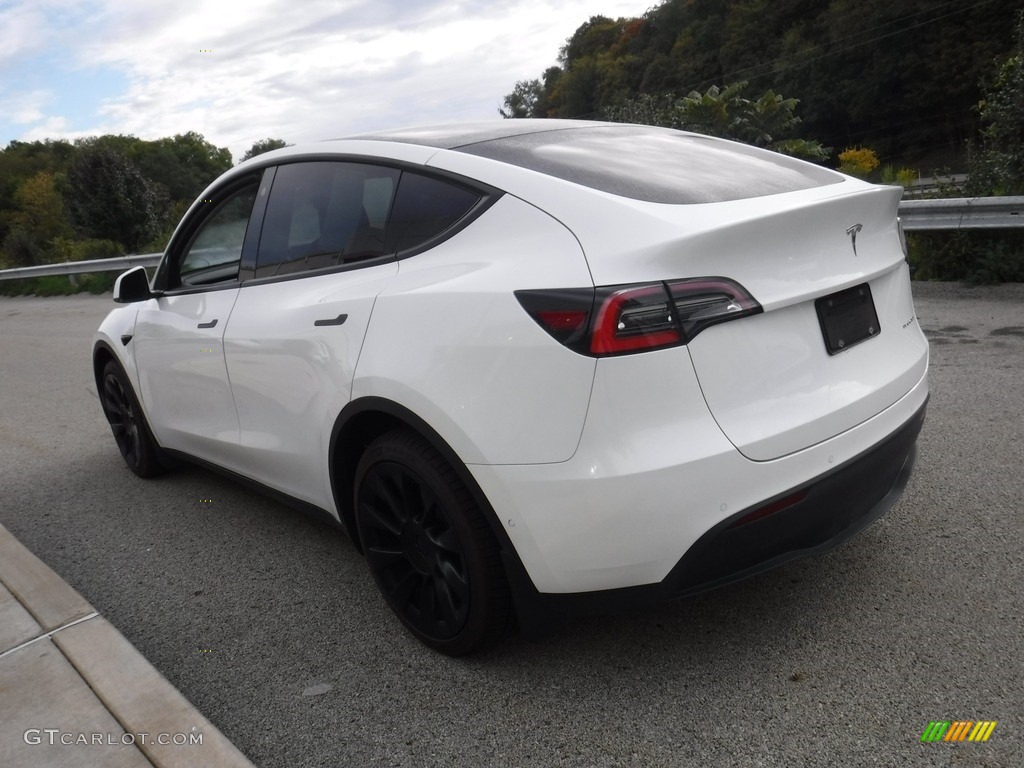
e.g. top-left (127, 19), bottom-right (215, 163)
top-left (133, 173), bottom-right (264, 466)
top-left (222, 162), bottom-right (401, 509)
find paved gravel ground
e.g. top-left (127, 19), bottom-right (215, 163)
top-left (1, 284), bottom-right (1021, 768)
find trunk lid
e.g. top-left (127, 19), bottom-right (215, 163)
top-left (584, 184), bottom-right (929, 460)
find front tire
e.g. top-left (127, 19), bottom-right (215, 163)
top-left (99, 360), bottom-right (163, 478)
top-left (354, 429), bottom-right (513, 655)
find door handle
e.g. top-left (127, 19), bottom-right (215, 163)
top-left (198, 319), bottom-right (218, 329)
top-left (314, 314), bottom-right (348, 327)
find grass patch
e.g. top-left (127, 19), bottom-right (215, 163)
top-left (0, 271), bottom-right (117, 297)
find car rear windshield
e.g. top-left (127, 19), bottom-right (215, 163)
top-left (454, 125), bottom-right (843, 204)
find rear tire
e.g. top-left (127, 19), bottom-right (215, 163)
top-left (99, 360), bottom-right (164, 478)
top-left (354, 429), bottom-right (513, 656)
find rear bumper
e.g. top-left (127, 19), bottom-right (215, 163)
top-left (661, 395), bottom-right (924, 598)
top-left (504, 396), bottom-right (926, 627)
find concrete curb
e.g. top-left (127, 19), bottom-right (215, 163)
top-left (0, 523), bottom-right (256, 768)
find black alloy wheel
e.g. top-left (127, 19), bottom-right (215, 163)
top-left (355, 429), bottom-right (512, 655)
top-left (99, 360), bottom-right (163, 478)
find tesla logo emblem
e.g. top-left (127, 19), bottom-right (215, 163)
top-left (846, 223), bottom-right (863, 256)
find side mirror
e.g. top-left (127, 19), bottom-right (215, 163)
top-left (113, 266), bottom-right (154, 304)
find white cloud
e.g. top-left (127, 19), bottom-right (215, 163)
top-left (3, 0), bottom-right (655, 161)
top-left (0, 90), bottom-right (52, 125)
top-left (0, 4), bottom-right (51, 66)
top-left (21, 115), bottom-right (71, 141)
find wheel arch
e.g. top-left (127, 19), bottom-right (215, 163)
top-left (329, 397), bottom-right (509, 557)
top-left (329, 395), bottom-right (548, 635)
top-left (92, 340), bottom-right (120, 393)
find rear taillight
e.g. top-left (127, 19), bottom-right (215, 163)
top-left (667, 278), bottom-right (762, 341)
top-left (516, 277), bottom-right (761, 357)
top-left (591, 284), bottom-right (679, 354)
top-left (513, 288), bottom-right (595, 354)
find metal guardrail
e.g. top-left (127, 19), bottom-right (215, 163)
top-left (902, 173), bottom-right (969, 198)
top-left (0, 253), bottom-right (161, 281)
top-left (0, 196), bottom-right (1022, 282)
top-left (898, 196), bottom-right (1024, 231)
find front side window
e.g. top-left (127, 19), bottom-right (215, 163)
top-left (255, 162), bottom-right (400, 278)
top-left (179, 185), bottom-right (258, 286)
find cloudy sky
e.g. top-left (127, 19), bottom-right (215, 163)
top-left (0, 0), bottom-right (655, 162)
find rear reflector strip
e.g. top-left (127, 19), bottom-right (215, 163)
top-left (727, 490), bottom-right (809, 529)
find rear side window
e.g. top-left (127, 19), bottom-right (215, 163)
top-left (255, 162), bottom-right (400, 278)
top-left (385, 173), bottom-right (481, 254)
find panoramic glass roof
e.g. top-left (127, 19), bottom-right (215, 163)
top-left (354, 121), bottom-right (844, 204)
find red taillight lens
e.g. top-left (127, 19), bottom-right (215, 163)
top-left (514, 288), bottom-right (596, 354)
top-left (537, 310), bottom-right (588, 335)
top-left (516, 276), bottom-right (761, 357)
top-left (590, 284), bottom-right (680, 354)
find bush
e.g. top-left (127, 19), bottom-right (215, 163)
top-left (80, 271), bottom-right (118, 294)
top-left (881, 165), bottom-right (918, 187)
top-left (908, 231), bottom-right (1024, 284)
top-left (837, 147), bottom-right (879, 177)
top-left (52, 237), bottom-right (124, 262)
top-left (0, 271), bottom-right (117, 297)
top-left (907, 16), bottom-right (1024, 285)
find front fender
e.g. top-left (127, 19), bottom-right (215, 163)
top-left (92, 305), bottom-right (142, 400)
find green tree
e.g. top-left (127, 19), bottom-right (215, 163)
top-left (969, 11), bottom-right (1024, 195)
top-left (500, 80), bottom-right (542, 118)
top-left (540, 15), bottom-right (647, 118)
top-left (11, 171), bottom-right (68, 239)
top-left (559, 15), bottom-right (623, 65)
top-left (133, 132), bottom-right (233, 200)
top-left (242, 138), bottom-right (289, 162)
top-left (63, 143), bottom-right (167, 252)
top-left (1, 170), bottom-right (73, 266)
top-left (550, 56), bottom-right (601, 117)
top-left (501, 0), bottom-right (1023, 166)
top-left (0, 132), bottom-right (240, 271)
top-left (603, 82), bottom-right (830, 161)
top-left (0, 140), bottom-right (75, 256)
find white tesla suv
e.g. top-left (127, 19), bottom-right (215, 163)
top-left (94, 120), bottom-right (929, 655)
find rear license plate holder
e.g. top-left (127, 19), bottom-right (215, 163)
top-left (815, 283), bottom-right (880, 355)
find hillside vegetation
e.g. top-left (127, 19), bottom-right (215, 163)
top-left (500, 0), bottom-right (1024, 282)
top-left (2, 1), bottom-right (1022, 285)
top-left (501, 0), bottom-right (1021, 169)
top-left (0, 134), bottom-right (285, 280)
